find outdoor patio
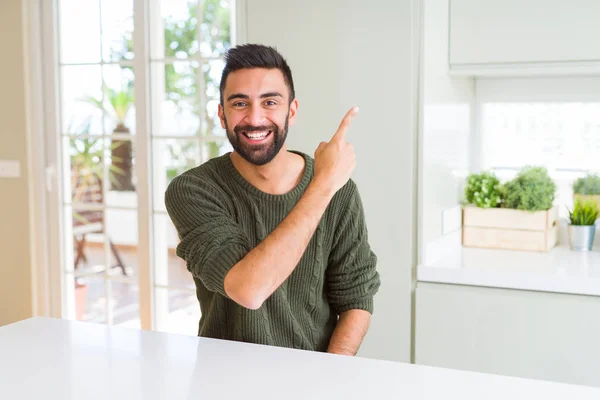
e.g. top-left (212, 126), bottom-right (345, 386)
top-left (74, 243), bottom-right (201, 336)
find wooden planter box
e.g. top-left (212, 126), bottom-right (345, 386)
top-left (462, 205), bottom-right (559, 252)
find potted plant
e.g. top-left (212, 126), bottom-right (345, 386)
top-left (501, 166), bottom-right (556, 211)
top-left (81, 85), bottom-right (135, 191)
top-left (464, 171), bottom-right (502, 209)
top-left (567, 198), bottom-right (599, 251)
top-left (573, 173), bottom-right (600, 214)
top-left (462, 166), bottom-right (558, 252)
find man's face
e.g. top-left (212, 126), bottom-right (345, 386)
top-left (218, 68), bottom-right (298, 166)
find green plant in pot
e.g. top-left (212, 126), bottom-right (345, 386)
top-left (464, 171), bottom-right (502, 208)
top-left (573, 173), bottom-right (600, 214)
top-left (502, 166), bottom-right (556, 211)
top-left (81, 85), bottom-right (135, 191)
top-left (567, 198), bottom-right (599, 251)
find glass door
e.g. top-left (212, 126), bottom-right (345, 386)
top-left (47, 0), bottom-right (236, 334)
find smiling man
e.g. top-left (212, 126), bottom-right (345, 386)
top-left (165, 44), bottom-right (380, 355)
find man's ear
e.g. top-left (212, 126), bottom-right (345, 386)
top-left (288, 98), bottom-right (299, 126)
top-left (218, 103), bottom-right (226, 129)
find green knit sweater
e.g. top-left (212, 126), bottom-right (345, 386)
top-left (164, 150), bottom-right (380, 352)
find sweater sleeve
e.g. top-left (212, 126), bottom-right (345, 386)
top-left (164, 172), bottom-right (251, 298)
top-left (326, 182), bottom-right (381, 315)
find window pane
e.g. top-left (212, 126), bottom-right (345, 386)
top-left (66, 275), bottom-right (107, 324)
top-left (107, 138), bottom-right (137, 202)
top-left (64, 137), bottom-right (105, 205)
top-left (64, 204), bottom-right (110, 276)
top-left (151, 0), bottom-right (232, 60)
top-left (111, 281), bottom-right (141, 328)
top-left (71, 221), bottom-right (109, 276)
top-left (198, 0), bottom-right (232, 58)
top-left (65, 137), bottom-right (137, 207)
top-left (151, 61), bottom-right (201, 135)
top-left (481, 102), bottom-right (600, 217)
top-left (482, 103), bottom-right (600, 171)
top-left (203, 59), bottom-right (226, 137)
top-left (203, 140), bottom-right (232, 160)
top-left (106, 209), bottom-right (138, 277)
top-left (103, 65), bottom-right (136, 134)
top-left (151, 139), bottom-right (231, 211)
top-left (155, 288), bottom-right (200, 336)
top-left (61, 66), bottom-right (103, 135)
top-left (152, 0), bottom-right (199, 60)
top-left (152, 139), bottom-right (201, 208)
top-left (59, 0), bottom-right (101, 64)
top-left (101, 0), bottom-right (134, 62)
top-left (150, 60), bottom-right (228, 137)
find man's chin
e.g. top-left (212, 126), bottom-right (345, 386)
top-left (236, 148), bottom-right (279, 166)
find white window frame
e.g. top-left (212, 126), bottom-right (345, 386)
top-left (22, 0), bottom-right (53, 317)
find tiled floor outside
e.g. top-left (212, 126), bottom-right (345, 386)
top-left (73, 243), bottom-right (201, 336)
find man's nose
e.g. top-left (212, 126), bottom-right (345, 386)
top-left (245, 104), bottom-right (265, 127)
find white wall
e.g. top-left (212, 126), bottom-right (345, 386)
top-left (243, 0), bottom-right (421, 362)
top-left (420, 0), bottom-right (474, 264)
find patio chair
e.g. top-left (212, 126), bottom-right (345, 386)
top-left (71, 168), bottom-right (127, 275)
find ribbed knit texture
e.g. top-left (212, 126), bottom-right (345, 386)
top-left (164, 150), bottom-right (380, 352)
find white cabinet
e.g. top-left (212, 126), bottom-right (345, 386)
top-left (449, 0), bottom-right (600, 76)
top-left (415, 282), bottom-right (600, 387)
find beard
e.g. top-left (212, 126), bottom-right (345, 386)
top-left (224, 111), bottom-right (289, 166)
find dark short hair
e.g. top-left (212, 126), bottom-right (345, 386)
top-left (219, 44), bottom-right (295, 105)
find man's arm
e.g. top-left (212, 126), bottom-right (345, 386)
top-left (224, 181), bottom-right (334, 309)
top-left (327, 310), bottom-right (371, 356)
top-left (325, 181), bottom-right (380, 353)
top-left (224, 106), bottom-right (360, 310)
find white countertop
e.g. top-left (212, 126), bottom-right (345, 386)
top-left (419, 231), bottom-right (600, 296)
top-left (1, 317), bottom-right (600, 399)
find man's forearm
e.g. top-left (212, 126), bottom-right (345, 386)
top-left (327, 309), bottom-right (371, 356)
top-left (224, 180), bottom-right (335, 309)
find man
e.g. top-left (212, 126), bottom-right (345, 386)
top-left (165, 44), bottom-right (380, 356)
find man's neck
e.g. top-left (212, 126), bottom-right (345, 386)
top-left (229, 146), bottom-right (306, 195)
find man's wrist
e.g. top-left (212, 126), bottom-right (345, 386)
top-left (308, 177), bottom-right (336, 200)
top-left (327, 346), bottom-right (356, 356)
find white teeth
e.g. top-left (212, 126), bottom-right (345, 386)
top-left (246, 131), bottom-right (269, 140)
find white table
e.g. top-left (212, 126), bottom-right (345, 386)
top-left (1, 317), bottom-right (599, 399)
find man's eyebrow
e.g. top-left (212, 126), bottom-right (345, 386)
top-left (260, 92), bottom-right (283, 98)
top-left (227, 92), bottom-right (284, 102)
top-left (227, 93), bottom-right (249, 102)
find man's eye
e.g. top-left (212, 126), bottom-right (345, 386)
top-left (233, 102), bottom-right (247, 107)
top-left (265, 100), bottom-right (277, 106)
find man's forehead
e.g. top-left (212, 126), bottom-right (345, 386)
top-left (224, 68), bottom-right (287, 95)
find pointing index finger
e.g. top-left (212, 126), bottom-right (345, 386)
top-left (332, 106), bottom-right (359, 143)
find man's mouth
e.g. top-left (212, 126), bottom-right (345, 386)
top-left (242, 130), bottom-right (273, 143)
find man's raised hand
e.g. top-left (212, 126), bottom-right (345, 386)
top-left (313, 106), bottom-right (359, 195)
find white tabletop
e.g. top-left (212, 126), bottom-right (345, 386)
top-left (1, 317), bottom-right (599, 399)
